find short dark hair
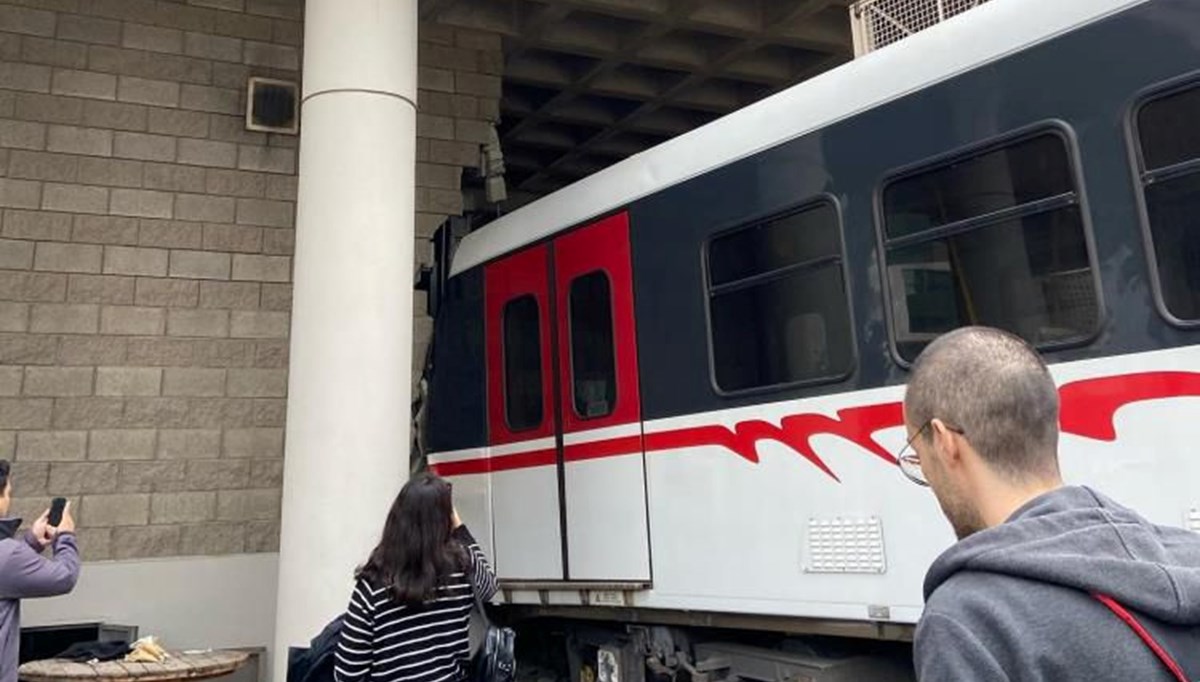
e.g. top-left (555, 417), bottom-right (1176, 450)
top-left (905, 327), bottom-right (1060, 481)
top-left (0, 459), bottom-right (10, 491)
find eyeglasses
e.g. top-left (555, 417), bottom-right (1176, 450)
top-left (897, 420), bottom-right (965, 487)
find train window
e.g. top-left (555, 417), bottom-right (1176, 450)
top-left (709, 207), bottom-right (842, 285)
top-left (883, 134), bottom-right (1074, 238)
top-left (1134, 82), bottom-right (1200, 322)
top-left (502, 295), bottom-right (543, 431)
top-left (1137, 85), bottom-right (1200, 170)
top-left (568, 271), bottom-right (617, 419)
top-left (706, 200), bottom-right (854, 393)
top-left (881, 130), bottom-right (1099, 362)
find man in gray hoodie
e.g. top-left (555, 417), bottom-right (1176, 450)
top-left (901, 326), bottom-right (1200, 680)
top-left (0, 460), bottom-right (80, 682)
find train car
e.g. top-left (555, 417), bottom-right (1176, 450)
top-left (420, 0), bottom-right (1200, 674)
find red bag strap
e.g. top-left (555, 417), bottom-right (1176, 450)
top-left (1093, 593), bottom-right (1188, 682)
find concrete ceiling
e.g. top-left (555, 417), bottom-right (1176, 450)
top-left (421, 0), bottom-right (855, 204)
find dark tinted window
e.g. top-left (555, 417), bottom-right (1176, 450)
top-left (709, 203), bottom-right (841, 285)
top-left (883, 134), bottom-right (1074, 238)
top-left (1135, 82), bottom-right (1200, 322)
top-left (881, 131), bottom-right (1099, 361)
top-left (707, 201), bottom-right (854, 393)
top-left (569, 271), bottom-right (617, 418)
top-left (503, 296), bottom-right (542, 431)
top-left (1138, 85), bottom-right (1200, 171)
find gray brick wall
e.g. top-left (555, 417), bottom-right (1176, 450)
top-left (0, 2), bottom-right (503, 561)
top-left (412, 23), bottom-right (502, 381)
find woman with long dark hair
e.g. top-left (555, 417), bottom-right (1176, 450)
top-left (333, 473), bottom-right (497, 682)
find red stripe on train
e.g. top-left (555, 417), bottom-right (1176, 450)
top-left (565, 435), bottom-right (644, 462)
top-left (430, 371), bottom-right (1200, 479)
top-left (432, 447), bottom-right (557, 477)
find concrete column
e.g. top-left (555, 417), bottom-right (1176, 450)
top-left (273, 1), bottom-right (417, 679)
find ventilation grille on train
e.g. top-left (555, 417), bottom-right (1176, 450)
top-left (850, 0), bottom-right (992, 56)
top-left (805, 517), bottom-right (886, 574)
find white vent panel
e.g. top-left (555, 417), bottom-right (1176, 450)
top-left (806, 516), bottom-right (886, 574)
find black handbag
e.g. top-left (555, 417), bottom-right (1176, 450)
top-left (469, 589), bottom-right (516, 682)
top-left (287, 615), bottom-right (344, 682)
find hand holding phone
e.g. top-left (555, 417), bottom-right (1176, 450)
top-left (48, 497), bottom-right (66, 527)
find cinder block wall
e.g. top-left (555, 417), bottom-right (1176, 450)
top-left (0, 0), bottom-right (502, 562)
top-left (413, 21), bottom-right (502, 378)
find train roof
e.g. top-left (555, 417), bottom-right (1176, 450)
top-left (448, 0), bottom-right (1146, 277)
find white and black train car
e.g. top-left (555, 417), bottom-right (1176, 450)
top-left (419, 0), bottom-right (1200, 675)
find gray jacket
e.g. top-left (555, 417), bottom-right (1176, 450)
top-left (0, 519), bottom-right (80, 682)
top-left (915, 486), bottom-right (1200, 680)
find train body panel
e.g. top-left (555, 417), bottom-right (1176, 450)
top-left (431, 345), bottom-right (1200, 624)
top-left (423, 0), bottom-right (1200, 632)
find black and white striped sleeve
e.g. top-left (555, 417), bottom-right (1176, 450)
top-left (334, 578), bottom-right (377, 682)
top-left (453, 525), bottom-right (498, 602)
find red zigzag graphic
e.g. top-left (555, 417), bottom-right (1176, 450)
top-left (431, 372), bottom-right (1200, 479)
top-left (648, 371), bottom-right (1200, 481)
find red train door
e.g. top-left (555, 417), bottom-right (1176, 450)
top-left (553, 213), bottom-right (651, 581)
top-left (484, 244), bottom-right (562, 580)
top-left (484, 213), bottom-right (650, 582)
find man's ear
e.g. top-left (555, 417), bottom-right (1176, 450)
top-left (930, 418), bottom-right (964, 470)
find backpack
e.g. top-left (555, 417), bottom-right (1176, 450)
top-left (287, 616), bottom-right (344, 682)
top-left (468, 589), bottom-right (515, 682)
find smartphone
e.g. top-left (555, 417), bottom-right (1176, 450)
top-left (48, 497), bottom-right (66, 527)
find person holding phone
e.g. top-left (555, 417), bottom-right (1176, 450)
top-left (333, 473), bottom-right (497, 682)
top-left (0, 460), bottom-right (80, 682)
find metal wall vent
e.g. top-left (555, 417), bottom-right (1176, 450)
top-left (246, 77), bottom-right (299, 135)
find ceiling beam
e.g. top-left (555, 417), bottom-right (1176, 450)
top-left (428, 0), bottom-right (854, 195)
top-left (501, 0), bottom-right (710, 144)
top-left (517, 0), bottom-right (844, 191)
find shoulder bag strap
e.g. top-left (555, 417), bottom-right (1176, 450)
top-left (471, 581), bottom-right (493, 629)
top-left (1093, 593), bottom-right (1188, 682)
top-left (464, 547), bottom-right (493, 630)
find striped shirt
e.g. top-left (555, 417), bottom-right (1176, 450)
top-left (334, 526), bottom-right (498, 682)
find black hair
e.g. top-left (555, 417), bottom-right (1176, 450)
top-left (357, 472), bottom-right (465, 604)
